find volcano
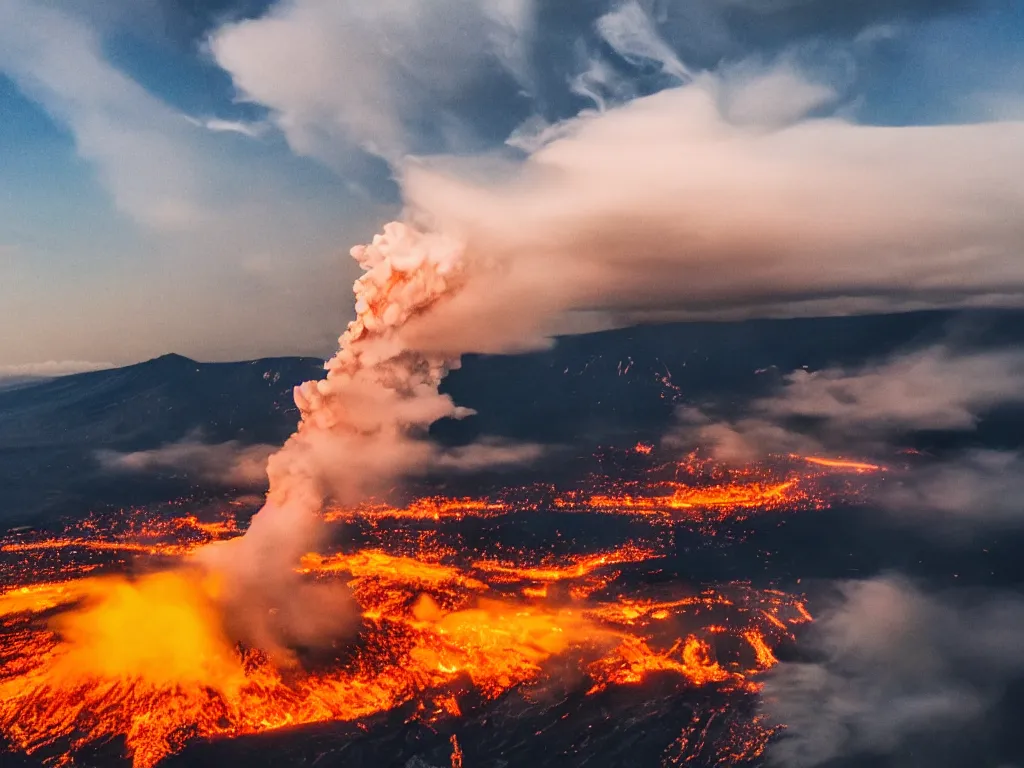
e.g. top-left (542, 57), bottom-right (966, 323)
top-left (3, 309), bottom-right (1024, 768)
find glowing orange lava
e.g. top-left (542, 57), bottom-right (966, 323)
top-left (0, 454), bottom-right (874, 768)
top-left (795, 455), bottom-right (884, 473)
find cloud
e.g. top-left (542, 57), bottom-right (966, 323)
top-left (0, 360), bottom-right (115, 380)
top-left (183, 115), bottom-right (268, 138)
top-left (716, 58), bottom-right (838, 127)
top-left (763, 575), bottom-right (1024, 766)
top-left (665, 345), bottom-right (1024, 461)
top-left (209, 0), bottom-right (535, 166)
top-left (595, 1), bottom-right (691, 83)
top-left (758, 346), bottom-right (1024, 432)
top-left (0, 1), bottom-right (395, 370)
top-left (432, 438), bottom-right (545, 472)
top-left (880, 449), bottom-right (1024, 528)
top-left (667, 406), bottom-right (821, 464)
top-left (97, 436), bottom-right (275, 488)
top-left (205, 0), bottom-right (962, 169)
top-left (387, 76), bottom-right (1024, 359)
top-left (0, 1), bottom-right (210, 229)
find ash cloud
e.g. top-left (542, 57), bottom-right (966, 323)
top-left (763, 575), bottom-right (1024, 767)
top-left (195, 225), bottom-right (544, 658)
top-left (148, 0), bottom-right (1024, 663)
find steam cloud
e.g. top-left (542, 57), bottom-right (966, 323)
top-left (880, 449), bottom-right (1024, 529)
top-left (763, 576), bottom-right (1024, 767)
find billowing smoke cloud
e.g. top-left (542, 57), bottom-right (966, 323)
top-left (666, 345), bottom-right (1024, 462)
top-left (195, 72), bottom-right (1024, 656)
top-left (97, 434), bottom-right (275, 488)
top-left (763, 576), bottom-right (1024, 767)
top-left (388, 79), bottom-right (1024, 358)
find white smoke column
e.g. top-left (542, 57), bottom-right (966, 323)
top-left (270, 220), bottom-right (471, 506)
top-left (199, 222), bottom-right (471, 657)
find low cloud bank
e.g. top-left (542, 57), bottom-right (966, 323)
top-left (97, 436), bottom-right (275, 488)
top-left (666, 345), bottom-right (1024, 462)
top-left (880, 449), bottom-right (1024, 528)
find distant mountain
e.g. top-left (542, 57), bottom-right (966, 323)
top-left (3, 309), bottom-right (1024, 525)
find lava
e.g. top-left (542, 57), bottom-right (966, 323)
top-left (795, 456), bottom-right (884, 473)
top-left (471, 544), bottom-right (660, 583)
top-left (0, 454), bottom-right (876, 768)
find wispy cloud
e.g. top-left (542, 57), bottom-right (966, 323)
top-left (183, 115), bottom-right (268, 138)
top-left (0, 1), bottom-right (209, 229)
top-left (881, 449), bottom-right (1024, 529)
top-left (432, 438), bottom-right (544, 472)
top-left (596, 1), bottom-right (691, 83)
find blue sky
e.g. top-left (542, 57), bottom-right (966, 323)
top-left (0, 0), bottom-right (1021, 372)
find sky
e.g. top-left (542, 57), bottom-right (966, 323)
top-left (1, 0), bottom-right (1023, 372)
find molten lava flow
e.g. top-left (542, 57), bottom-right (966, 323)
top-left (325, 497), bottom-right (511, 524)
top-left (0, 451), bottom-right (878, 768)
top-left (472, 544), bottom-right (661, 583)
top-left (582, 478), bottom-right (804, 519)
top-left (795, 455), bottom-right (884, 473)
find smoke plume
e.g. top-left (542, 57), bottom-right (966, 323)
top-left (196, 223), bottom-right (540, 657)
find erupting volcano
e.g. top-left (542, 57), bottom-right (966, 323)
top-left (0, 223), bottom-right (885, 767)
